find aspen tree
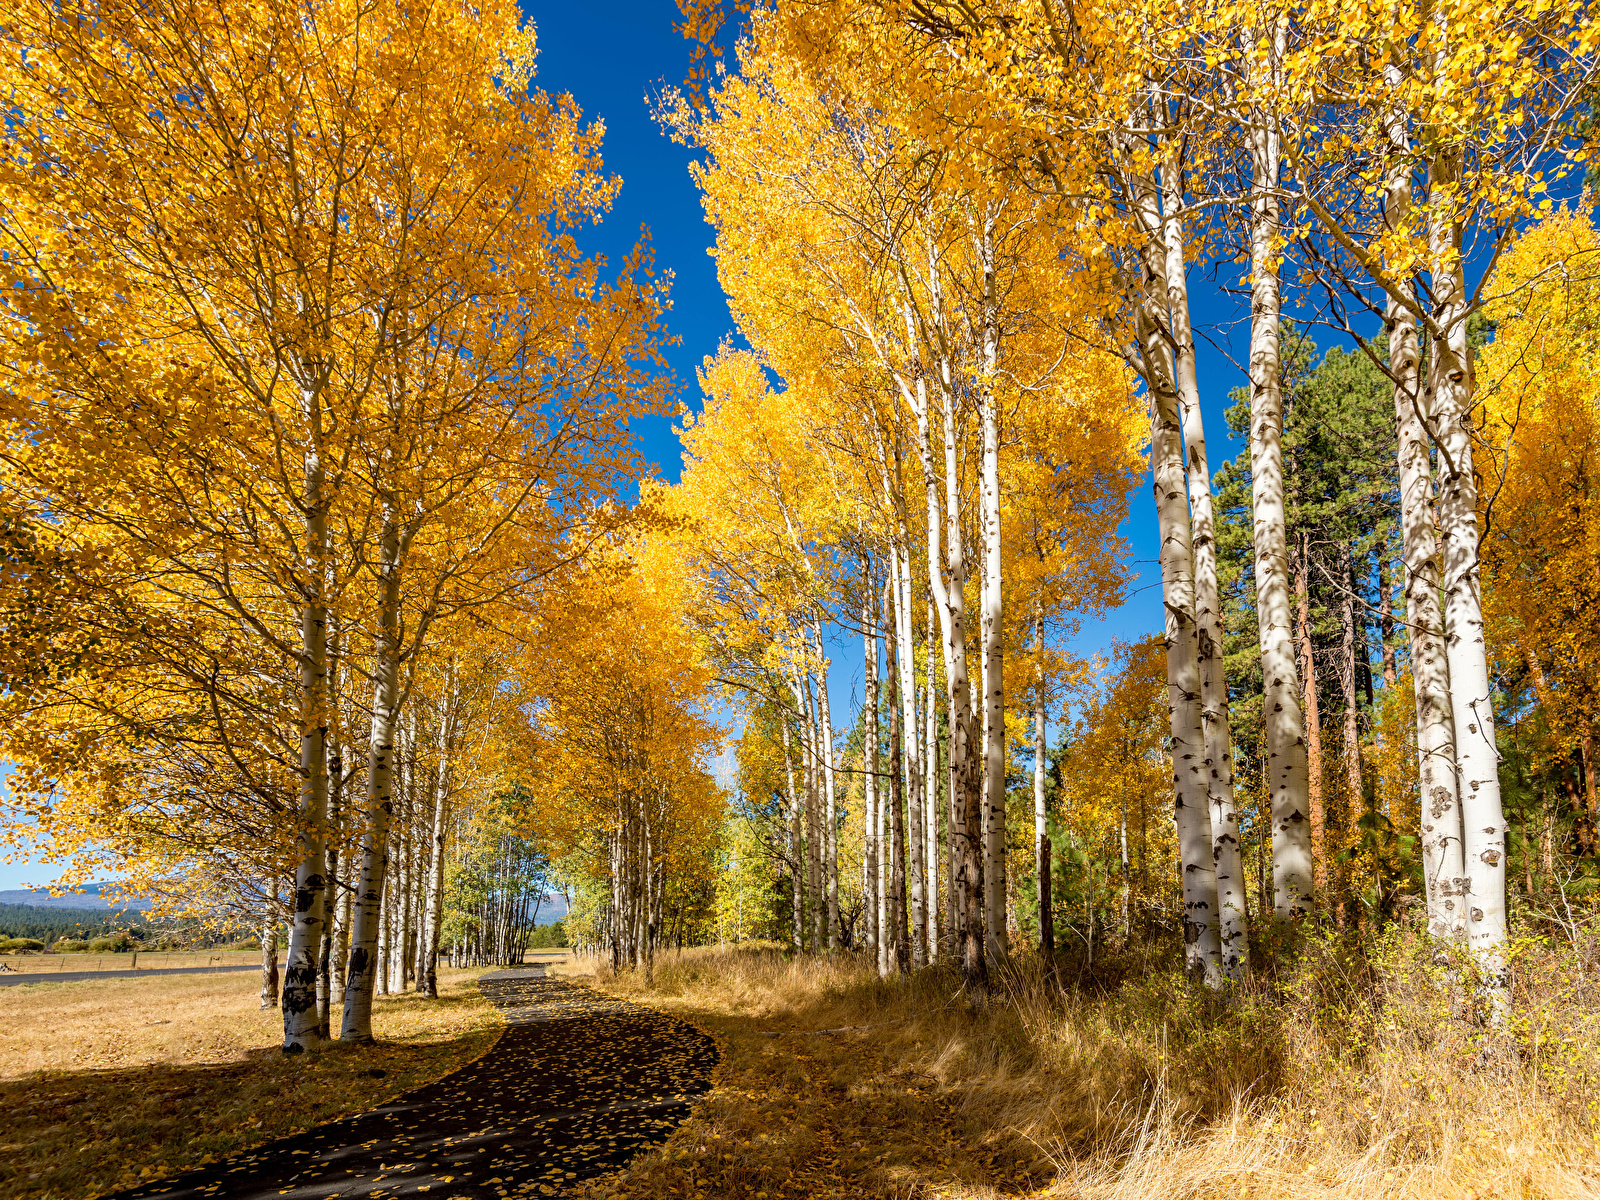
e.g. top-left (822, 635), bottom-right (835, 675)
top-left (1278, 0), bottom-right (1597, 968)
top-left (1034, 609), bottom-right (1054, 956)
top-left (1162, 157), bottom-right (1247, 973)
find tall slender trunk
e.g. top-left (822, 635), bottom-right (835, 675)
top-left (977, 233), bottom-right (1007, 961)
top-left (940, 381), bottom-right (985, 988)
top-left (1340, 544), bottom-right (1365, 920)
top-left (863, 574), bottom-right (881, 962)
top-left (1425, 141), bottom-right (1506, 980)
top-left (1129, 155), bottom-right (1223, 982)
top-left (924, 591), bottom-right (939, 960)
top-left (1295, 539), bottom-right (1327, 898)
top-left (895, 522), bottom-right (926, 968)
top-left (902, 350), bottom-right (981, 986)
top-left (1246, 50), bottom-right (1314, 919)
top-left (1136, 253), bottom-right (1223, 984)
top-left (886, 614), bottom-right (907, 972)
top-left (1119, 800), bottom-right (1131, 939)
top-left (282, 394), bottom-right (330, 1052)
top-left (318, 641), bottom-right (342, 1039)
top-left (1163, 169), bottom-right (1246, 973)
top-left (812, 622), bottom-right (840, 949)
top-left (1378, 556), bottom-right (1398, 687)
top-left (1382, 67), bottom-right (1464, 943)
top-left (340, 511), bottom-right (402, 1042)
top-left (781, 713), bottom-right (803, 952)
top-left (1033, 610), bottom-right (1053, 956)
top-left (420, 690), bottom-right (452, 999)
top-left (260, 909), bottom-right (280, 1010)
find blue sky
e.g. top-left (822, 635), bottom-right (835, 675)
top-left (0, 2), bottom-right (1266, 889)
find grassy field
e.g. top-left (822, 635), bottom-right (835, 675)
top-left (0, 967), bottom-right (502, 1200)
top-left (554, 931), bottom-right (1600, 1200)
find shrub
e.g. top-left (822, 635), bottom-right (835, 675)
top-left (87, 935), bottom-right (132, 952)
top-left (51, 938), bottom-right (89, 952)
top-left (528, 921), bottom-right (568, 949)
top-left (0, 937), bottom-right (46, 952)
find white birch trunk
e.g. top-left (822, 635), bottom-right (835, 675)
top-left (980, 326), bottom-right (1007, 962)
top-left (1033, 613), bottom-right (1053, 956)
top-left (812, 622), bottom-right (840, 949)
top-left (895, 523), bottom-right (926, 968)
top-left (1246, 87), bottom-right (1314, 919)
top-left (282, 390), bottom-right (330, 1051)
top-left (339, 512), bottom-right (402, 1042)
top-left (1428, 170), bottom-right (1506, 977)
top-left (924, 591), bottom-right (939, 960)
top-left (1162, 167), bottom-right (1247, 975)
top-left (1383, 94), bottom-right (1465, 940)
top-left (419, 687), bottom-right (452, 998)
top-left (260, 911), bottom-right (280, 1010)
top-left (863, 581), bottom-right (881, 962)
top-left (938, 375), bottom-right (985, 986)
top-left (781, 713), bottom-right (803, 952)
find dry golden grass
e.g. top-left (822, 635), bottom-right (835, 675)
top-left (554, 928), bottom-right (1600, 1200)
top-left (0, 966), bottom-right (502, 1200)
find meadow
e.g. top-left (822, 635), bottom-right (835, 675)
top-left (555, 925), bottom-right (1600, 1200)
top-left (0, 967), bottom-right (500, 1200)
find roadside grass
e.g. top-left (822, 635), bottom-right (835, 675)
top-left (554, 927), bottom-right (1600, 1199)
top-left (0, 966), bottom-right (502, 1200)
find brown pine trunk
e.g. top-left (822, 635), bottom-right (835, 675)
top-left (1378, 557), bottom-right (1398, 688)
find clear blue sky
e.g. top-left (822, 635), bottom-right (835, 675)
top-left (0, 3), bottom-right (1266, 889)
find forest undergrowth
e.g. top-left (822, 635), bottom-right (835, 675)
top-left (0, 966), bottom-right (501, 1200)
top-left (561, 918), bottom-right (1600, 1200)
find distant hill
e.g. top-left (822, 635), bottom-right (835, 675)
top-left (533, 893), bottom-right (568, 926)
top-left (0, 883), bottom-right (151, 911)
top-left (0, 903), bottom-right (150, 942)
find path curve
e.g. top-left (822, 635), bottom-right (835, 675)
top-left (114, 965), bottom-right (719, 1200)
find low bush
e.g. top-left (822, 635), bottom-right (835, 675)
top-left (87, 936), bottom-right (132, 952)
top-left (578, 913), bottom-right (1600, 1200)
top-left (51, 939), bottom-right (89, 952)
top-left (528, 921), bottom-right (568, 949)
top-left (0, 937), bottom-right (46, 952)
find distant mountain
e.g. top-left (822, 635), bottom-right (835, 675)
top-left (533, 893), bottom-right (568, 926)
top-left (0, 883), bottom-right (152, 911)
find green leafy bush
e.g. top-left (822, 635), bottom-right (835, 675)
top-left (0, 937), bottom-right (45, 952)
top-left (51, 939), bottom-right (89, 952)
top-left (528, 921), bottom-right (568, 949)
top-left (87, 935), bottom-right (132, 952)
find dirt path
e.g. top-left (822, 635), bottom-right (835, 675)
top-left (113, 966), bottom-right (719, 1200)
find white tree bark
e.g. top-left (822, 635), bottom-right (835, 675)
top-left (1162, 168), bottom-right (1248, 976)
top-left (419, 679), bottom-right (454, 999)
top-left (895, 520), bottom-right (927, 968)
top-left (1033, 610), bottom-right (1053, 956)
top-left (340, 512), bottom-right (402, 1042)
top-left (811, 622), bottom-right (840, 949)
top-left (924, 591), bottom-right (939, 961)
top-left (1246, 87), bottom-right (1314, 919)
top-left (282, 388), bottom-right (330, 1051)
top-left (979, 329), bottom-right (1008, 963)
top-left (1147, 336), bottom-right (1225, 985)
top-left (1427, 154), bottom-right (1506, 974)
top-left (1382, 96), bottom-right (1465, 941)
top-left (781, 708), bottom-right (803, 951)
top-left (260, 908), bottom-right (280, 1010)
top-left (862, 577), bottom-right (881, 962)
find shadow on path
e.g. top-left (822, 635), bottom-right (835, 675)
top-left (116, 966), bottom-right (719, 1200)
